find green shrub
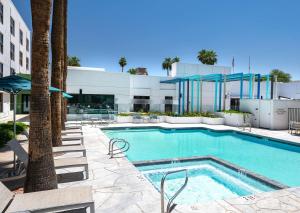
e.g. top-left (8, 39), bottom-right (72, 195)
top-left (222, 110), bottom-right (251, 115)
top-left (0, 128), bottom-right (14, 147)
top-left (118, 113), bottom-right (131, 116)
top-left (0, 122), bottom-right (28, 147)
top-left (0, 122), bottom-right (28, 134)
top-left (200, 112), bottom-right (219, 118)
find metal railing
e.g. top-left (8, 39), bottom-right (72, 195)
top-left (107, 138), bottom-right (130, 158)
top-left (161, 169), bottom-right (188, 213)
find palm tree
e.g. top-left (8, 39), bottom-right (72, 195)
top-left (119, 57), bottom-right (127, 72)
top-left (61, 0), bottom-right (68, 130)
top-left (172, 56), bottom-right (180, 63)
top-left (162, 57), bottom-right (180, 76)
top-left (197, 49), bottom-right (217, 65)
top-left (127, 68), bottom-right (137, 74)
top-left (25, 0), bottom-right (57, 192)
top-left (50, 0), bottom-right (63, 147)
top-left (67, 56), bottom-right (80, 66)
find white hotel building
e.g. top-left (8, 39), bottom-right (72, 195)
top-left (66, 63), bottom-right (300, 114)
top-left (0, 0), bottom-right (31, 118)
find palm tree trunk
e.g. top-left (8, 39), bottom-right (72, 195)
top-left (25, 0), bottom-right (57, 192)
top-left (50, 0), bottom-right (63, 147)
top-left (61, 0), bottom-right (68, 130)
top-left (122, 66), bottom-right (124, 72)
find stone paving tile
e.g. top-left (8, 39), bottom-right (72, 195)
top-left (56, 124), bottom-right (300, 213)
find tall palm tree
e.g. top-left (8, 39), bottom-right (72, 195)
top-left (61, 0), bottom-right (68, 130)
top-left (50, 0), bottom-right (63, 147)
top-left (197, 49), bottom-right (217, 65)
top-left (162, 58), bottom-right (172, 76)
top-left (119, 57), bottom-right (127, 72)
top-left (25, 0), bottom-right (57, 192)
top-left (162, 57), bottom-right (180, 76)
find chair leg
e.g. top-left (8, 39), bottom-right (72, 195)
top-left (85, 165), bottom-right (89, 179)
top-left (90, 203), bottom-right (95, 213)
top-left (83, 150), bottom-right (86, 157)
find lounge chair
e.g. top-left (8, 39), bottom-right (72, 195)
top-left (132, 114), bottom-right (143, 123)
top-left (0, 182), bottom-right (95, 213)
top-left (290, 121), bottom-right (300, 134)
top-left (23, 129), bottom-right (85, 147)
top-left (8, 139), bottom-right (89, 179)
top-left (61, 129), bottom-right (83, 135)
top-left (149, 114), bottom-right (159, 123)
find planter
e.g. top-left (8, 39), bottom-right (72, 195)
top-left (202, 117), bottom-right (225, 125)
top-left (165, 116), bottom-right (202, 124)
top-left (217, 112), bottom-right (251, 127)
top-left (117, 116), bottom-right (133, 123)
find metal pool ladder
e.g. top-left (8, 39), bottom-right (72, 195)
top-left (107, 138), bottom-right (130, 158)
top-left (161, 169), bottom-right (188, 213)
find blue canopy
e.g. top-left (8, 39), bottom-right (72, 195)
top-left (63, 92), bottom-right (73, 99)
top-left (0, 75), bottom-right (60, 94)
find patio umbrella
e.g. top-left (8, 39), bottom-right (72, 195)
top-left (0, 75), bottom-right (61, 137)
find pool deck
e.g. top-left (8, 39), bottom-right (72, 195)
top-left (1, 122), bottom-right (299, 212)
top-left (57, 122), bottom-right (300, 212)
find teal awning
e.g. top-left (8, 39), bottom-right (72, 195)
top-left (0, 75), bottom-right (60, 94)
top-left (62, 92), bottom-right (73, 99)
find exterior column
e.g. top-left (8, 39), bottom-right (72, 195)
top-left (223, 75), bottom-right (226, 111)
top-left (182, 81), bottom-right (185, 113)
top-left (200, 80), bottom-right (203, 112)
top-left (197, 80), bottom-right (200, 112)
top-left (257, 74), bottom-right (261, 99)
top-left (266, 75), bottom-right (270, 99)
top-left (187, 80), bottom-right (190, 113)
top-left (240, 74), bottom-right (244, 99)
top-left (178, 81), bottom-right (181, 114)
top-left (219, 80), bottom-right (222, 111)
top-left (248, 73), bottom-right (253, 99)
top-left (191, 80), bottom-right (194, 112)
top-left (214, 80), bottom-right (218, 112)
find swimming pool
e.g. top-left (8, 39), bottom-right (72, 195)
top-left (137, 159), bottom-right (276, 204)
top-left (103, 127), bottom-right (300, 187)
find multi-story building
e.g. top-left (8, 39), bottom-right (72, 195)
top-left (0, 0), bottom-right (31, 118)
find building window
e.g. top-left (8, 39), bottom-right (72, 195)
top-left (0, 3), bottom-right (3, 24)
top-left (19, 51), bottom-right (23, 66)
top-left (26, 57), bottom-right (29, 70)
top-left (0, 93), bottom-right (3, 112)
top-left (10, 17), bottom-right (15, 36)
top-left (10, 43), bottom-right (14, 61)
top-left (26, 38), bottom-right (29, 51)
top-left (10, 67), bottom-right (15, 75)
top-left (0, 32), bottom-right (3, 54)
top-left (0, 63), bottom-right (3, 77)
top-left (20, 30), bottom-right (23, 45)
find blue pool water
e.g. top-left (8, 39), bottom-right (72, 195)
top-left (104, 128), bottom-right (300, 187)
top-left (138, 160), bottom-right (275, 204)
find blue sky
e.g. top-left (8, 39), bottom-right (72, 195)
top-left (14, 0), bottom-right (300, 79)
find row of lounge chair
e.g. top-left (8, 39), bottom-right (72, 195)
top-left (132, 114), bottom-right (160, 123)
top-left (1, 123), bottom-right (96, 213)
top-left (289, 121), bottom-right (300, 134)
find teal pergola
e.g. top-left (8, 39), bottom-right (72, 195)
top-left (160, 72), bottom-right (271, 114)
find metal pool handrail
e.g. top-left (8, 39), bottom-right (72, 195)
top-left (161, 169), bottom-right (188, 213)
top-left (107, 138), bottom-right (130, 158)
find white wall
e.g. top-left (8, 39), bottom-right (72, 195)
top-left (240, 99), bottom-right (300, 130)
top-left (171, 62), bottom-right (231, 77)
top-left (0, 0), bottom-right (31, 119)
top-left (278, 81), bottom-right (300, 99)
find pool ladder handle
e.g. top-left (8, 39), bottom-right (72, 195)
top-left (161, 169), bottom-right (188, 213)
top-left (107, 138), bottom-right (130, 158)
